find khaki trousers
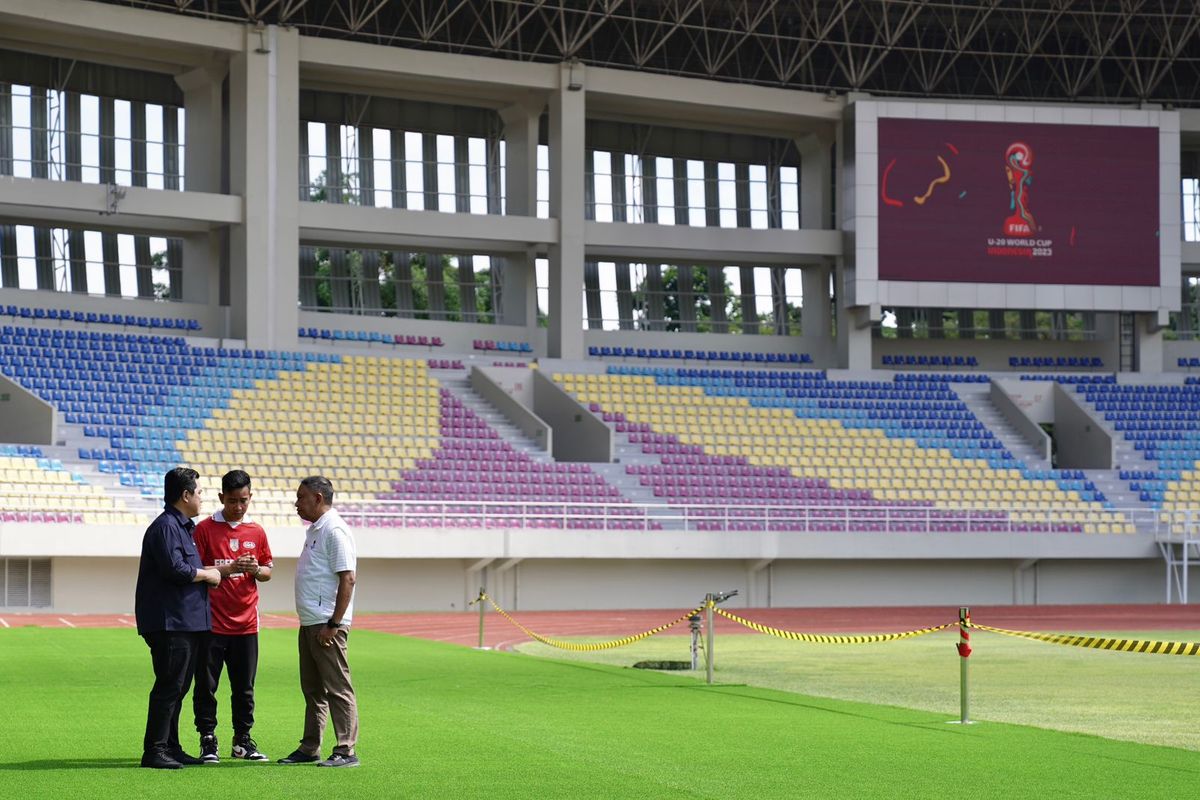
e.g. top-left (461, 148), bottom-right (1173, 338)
top-left (297, 624), bottom-right (359, 756)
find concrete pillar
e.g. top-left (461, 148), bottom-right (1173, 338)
top-left (392, 250), bottom-right (414, 318)
top-left (175, 63), bottom-right (225, 194)
top-left (176, 63), bottom-right (225, 309)
top-left (802, 265), bottom-right (831, 339)
top-left (228, 25), bottom-right (300, 348)
top-left (672, 157), bottom-right (696, 332)
top-left (1136, 312), bottom-right (1164, 373)
top-left (67, 229), bottom-right (87, 294)
top-left (640, 156), bottom-right (665, 331)
top-left (798, 131), bottom-right (833, 230)
top-left (0, 81), bottom-right (12, 177)
top-left (770, 266), bottom-right (788, 335)
top-left (100, 232), bottom-right (120, 296)
top-left (453, 136), bottom-right (478, 322)
top-left (65, 94), bottom-right (87, 293)
top-left (497, 100), bottom-right (541, 328)
top-left (546, 62), bottom-right (586, 358)
top-left (735, 163), bottom-right (758, 335)
top-left (0, 225), bottom-right (16, 288)
top-left (30, 87), bottom-right (48, 179)
top-left (703, 161), bottom-right (727, 333)
top-left (388, 129), bottom-right (406, 209)
top-left (358, 124), bottom-right (375, 207)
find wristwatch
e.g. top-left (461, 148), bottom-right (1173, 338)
top-left (325, 618), bottom-right (342, 629)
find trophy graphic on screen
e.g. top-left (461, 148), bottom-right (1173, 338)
top-left (1003, 142), bottom-right (1037, 235)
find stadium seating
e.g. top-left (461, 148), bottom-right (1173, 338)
top-left (0, 320), bottom-right (1160, 533)
top-left (2, 304), bottom-right (200, 332)
top-left (1074, 380), bottom-right (1200, 509)
top-left (473, 339), bottom-right (534, 353)
top-left (554, 366), bottom-right (1135, 534)
top-left (298, 327), bottom-right (443, 349)
top-left (881, 354), bottom-right (978, 368)
top-left (0, 448), bottom-right (140, 524)
top-left (1008, 355), bottom-right (1103, 369)
top-left (0, 325), bottom-right (643, 528)
top-left (587, 345), bottom-right (812, 365)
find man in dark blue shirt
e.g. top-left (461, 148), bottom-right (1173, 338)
top-left (135, 467), bottom-right (222, 769)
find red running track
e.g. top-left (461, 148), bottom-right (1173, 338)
top-left (4, 605), bottom-right (1199, 651)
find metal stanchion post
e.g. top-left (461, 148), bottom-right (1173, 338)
top-left (477, 587), bottom-right (488, 650)
top-left (705, 594), bottom-right (715, 685)
top-left (948, 606), bottom-right (973, 724)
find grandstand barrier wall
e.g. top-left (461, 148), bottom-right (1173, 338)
top-left (0, 519), bottom-right (1177, 613)
top-left (532, 370), bottom-right (612, 462)
top-left (471, 366), bottom-right (551, 453)
top-left (0, 371), bottom-right (55, 445)
top-left (14, 551), bottom-right (1184, 615)
top-left (1054, 383), bottom-right (1115, 468)
top-left (990, 380), bottom-right (1051, 461)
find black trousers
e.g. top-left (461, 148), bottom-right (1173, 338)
top-left (142, 630), bottom-right (202, 755)
top-left (193, 632), bottom-right (260, 737)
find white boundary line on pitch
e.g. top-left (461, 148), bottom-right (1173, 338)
top-left (117, 617), bottom-right (135, 627)
top-left (0, 618), bottom-right (8, 628)
top-left (58, 617), bottom-right (76, 628)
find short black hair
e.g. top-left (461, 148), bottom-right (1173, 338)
top-left (299, 475), bottom-right (335, 505)
top-left (164, 467), bottom-right (200, 505)
top-left (222, 469), bottom-right (252, 494)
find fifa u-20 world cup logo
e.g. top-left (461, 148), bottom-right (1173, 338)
top-left (1003, 142), bottom-right (1037, 235)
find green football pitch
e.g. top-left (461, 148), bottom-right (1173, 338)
top-left (2, 627), bottom-right (1198, 799)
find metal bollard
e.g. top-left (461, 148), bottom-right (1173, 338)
top-left (476, 587), bottom-right (488, 650)
top-left (949, 606), bottom-right (973, 724)
top-left (705, 594), bottom-right (715, 685)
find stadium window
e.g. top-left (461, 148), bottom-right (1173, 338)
top-left (1183, 178), bottom-right (1200, 242)
top-left (536, 144), bottom-right (550, 219)
top-left (655, 157), bottom-right (676, 225)
top-left (780, 166), bottom-right (799, 230)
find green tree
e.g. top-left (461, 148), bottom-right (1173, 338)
top-left (634, 266), bottom-right (736, 332)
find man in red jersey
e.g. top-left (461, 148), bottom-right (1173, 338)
top-left (191, 469), bottom-right (274, 763)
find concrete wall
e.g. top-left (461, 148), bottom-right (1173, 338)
top-left (1053, 382), bottom-right (1114, 469)
top-left (470, 366), bottom-right (550, 453)
top-left (990, 380), bottom-right (1051, 460)
top-left (0, 371), bottom-right (55, 445)
top-left (18, 553), bottom-right (1186, 614)
top-left (531, 370), bottom-right (611, 463)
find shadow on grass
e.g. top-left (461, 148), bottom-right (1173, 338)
top-left (684, 683), bottom-right (964, 735)
top-left (0, 758), bottom-right (135, 771)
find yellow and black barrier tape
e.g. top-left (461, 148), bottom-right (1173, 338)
top-left (713, 607), bottom-right (954, 644)
top-left (966, 622), bottom-right (1200, 656)
top-left (474, 592), bottom-right (708, 652)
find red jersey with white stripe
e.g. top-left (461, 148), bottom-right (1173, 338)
top-left (193, 513), bottom-right (273, 636)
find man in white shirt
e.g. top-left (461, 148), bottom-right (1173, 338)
top-left (277, 476), bottom-right (360, 768)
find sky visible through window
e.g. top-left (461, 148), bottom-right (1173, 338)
top-left (4, 85), bottom-right (178, 295)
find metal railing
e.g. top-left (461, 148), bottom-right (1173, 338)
top-left (6, 498), bottom-right (1182, 536)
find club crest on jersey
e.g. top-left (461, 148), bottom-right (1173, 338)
top-left (230, 539), bottom-right (239, 552)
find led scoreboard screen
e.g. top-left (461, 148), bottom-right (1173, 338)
top-left (876, 118), bottom-right (1159, 286)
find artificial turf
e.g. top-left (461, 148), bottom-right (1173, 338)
top-left (1, 627), bottom-right (1198, 799)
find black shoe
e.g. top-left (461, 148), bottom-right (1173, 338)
top-left (141, 749), bottom-right (183, 770)
top-left (316, 752), bottom-right (360, 768)
top-left (277, 749), bottom-right (320, 765)
top-left (167, 748), bottom-right (204, 766)
top-left (199, 733), bottom-right (219, 764)
top-left (231, 734), bottom-right (268, 761)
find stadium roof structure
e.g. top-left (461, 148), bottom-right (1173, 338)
top-left (90, 0), bottom-right (1200, 107)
